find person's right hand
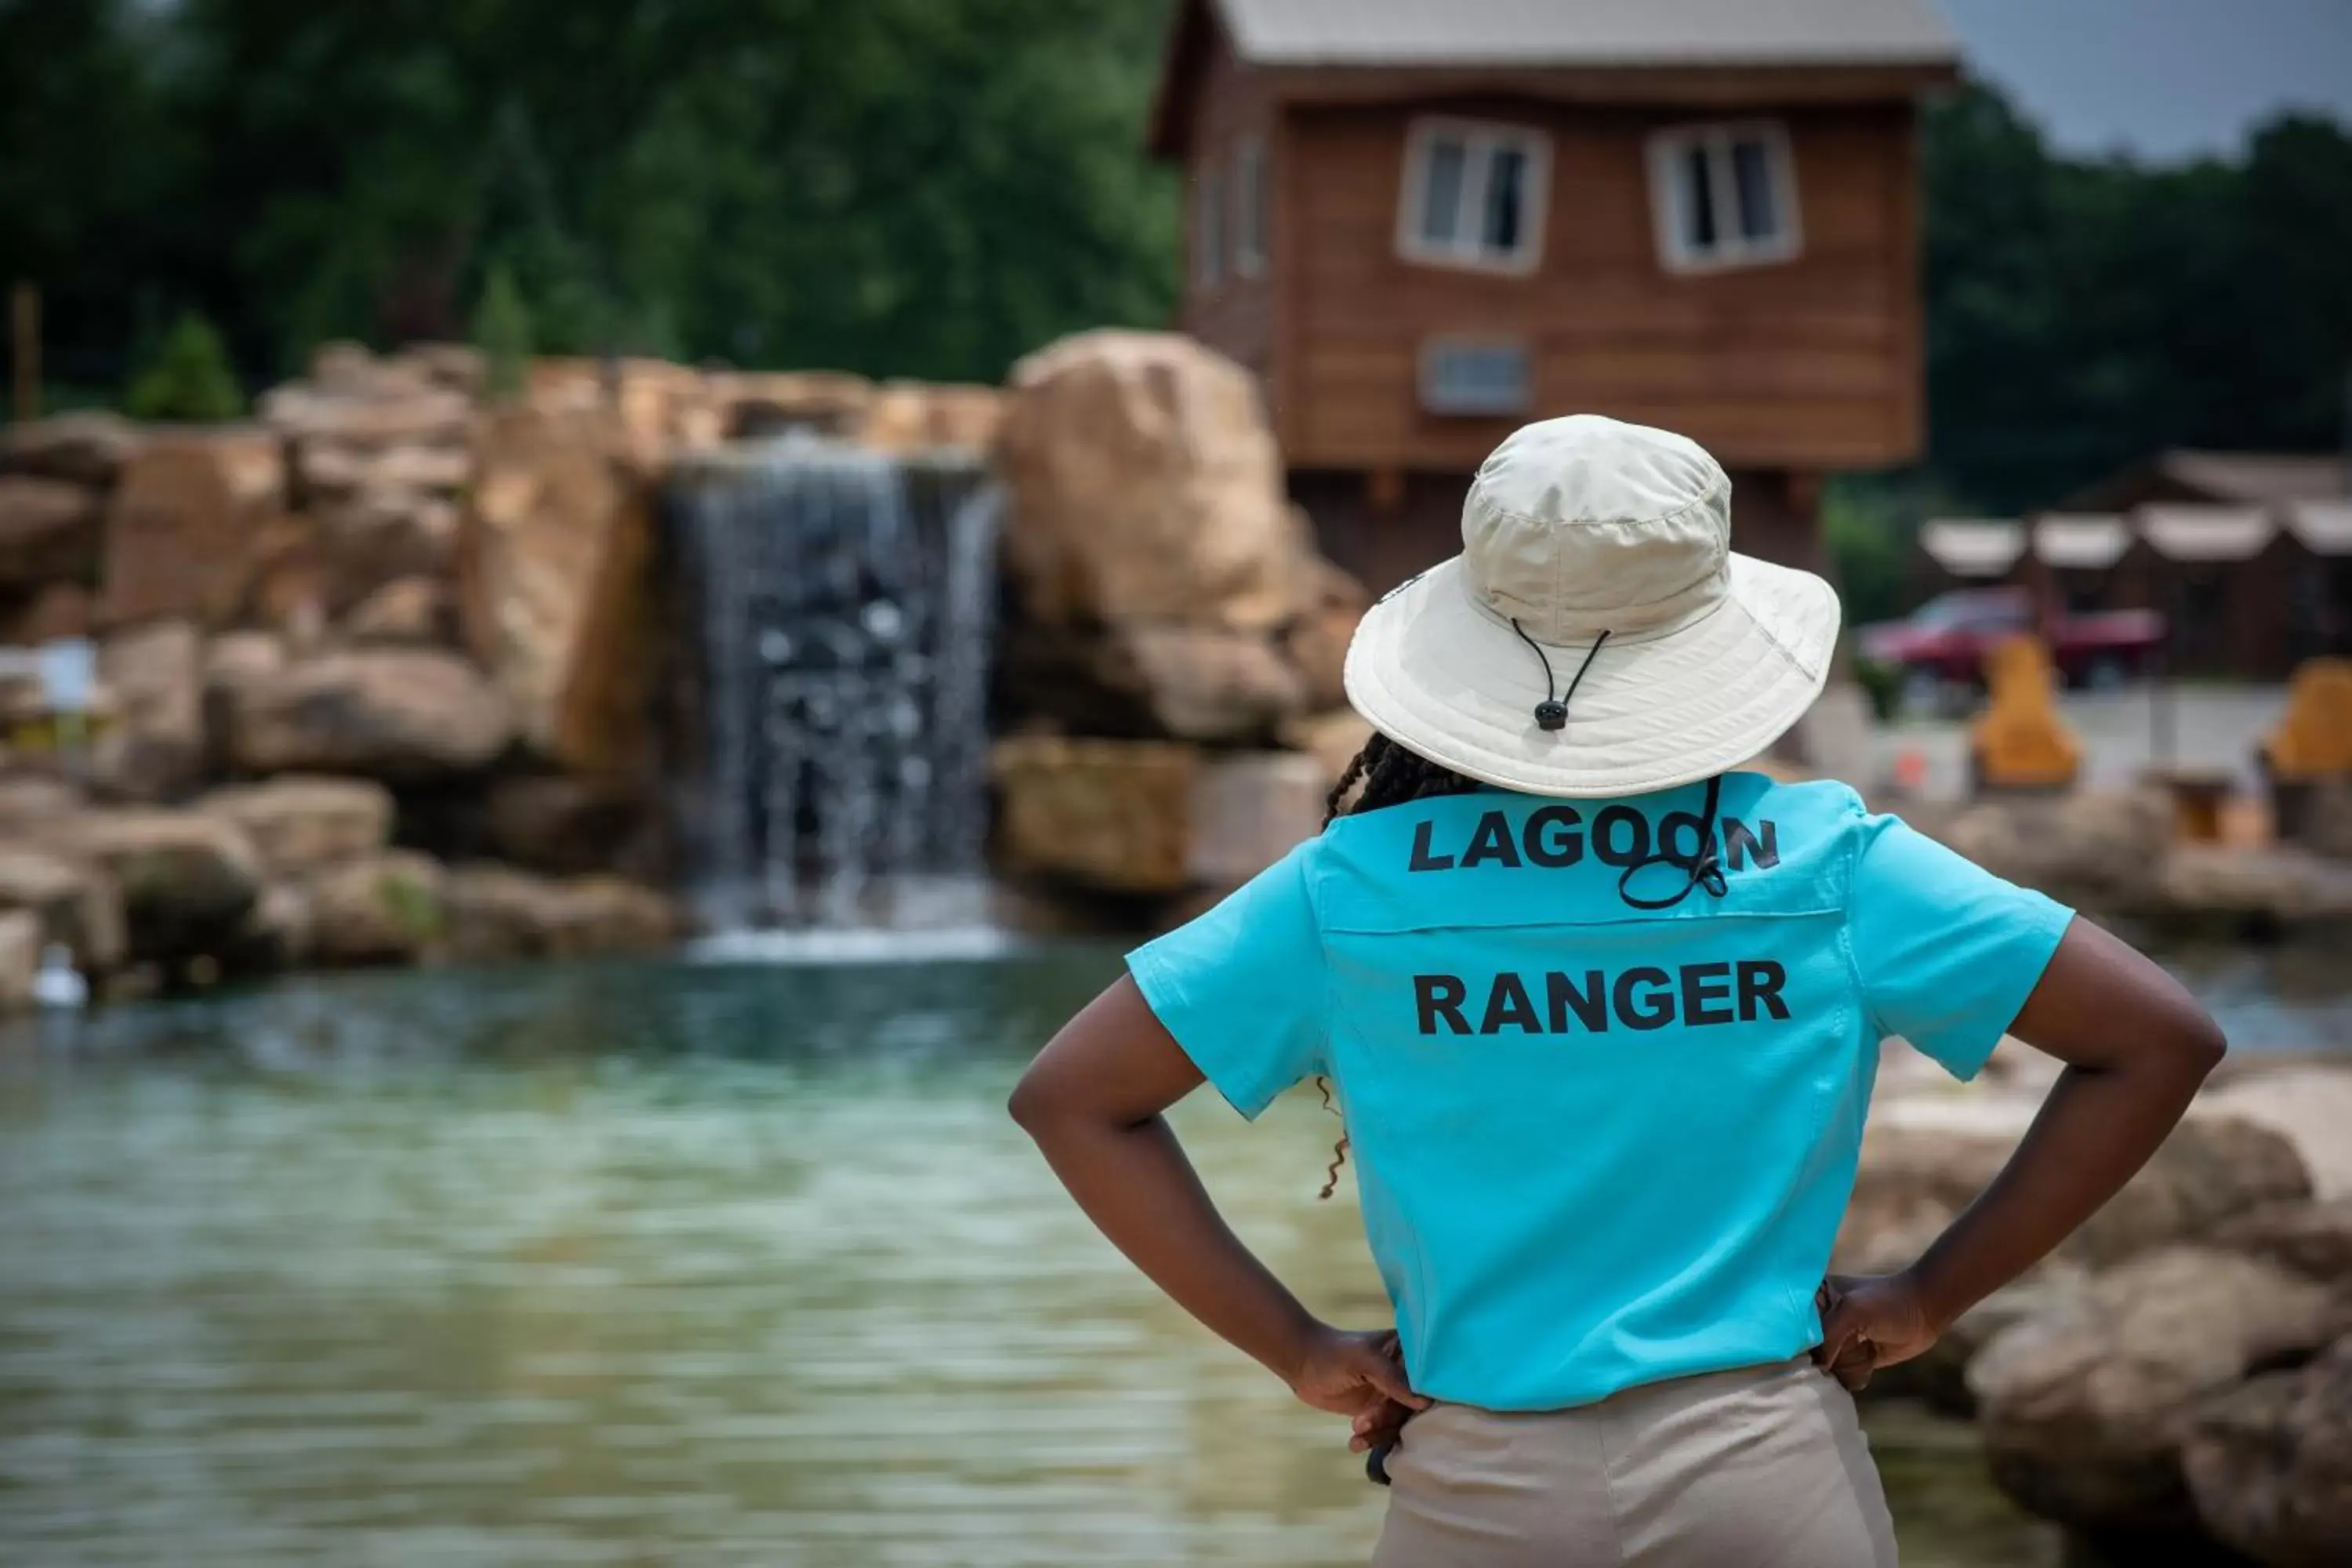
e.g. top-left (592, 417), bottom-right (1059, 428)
top-left (1288, 1325), bottom-right (1425, 1428)
top-left (1811, 1272), bottom-right (1941, 1391)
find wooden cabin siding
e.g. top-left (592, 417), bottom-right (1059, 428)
top-left (1281, 97), bottom-right (1924, 474)
top-left (1178, 26), bottom-right (1278, 387)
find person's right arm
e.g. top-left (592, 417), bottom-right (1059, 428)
top-left (1816, 916), bottom-right (2225, 1383)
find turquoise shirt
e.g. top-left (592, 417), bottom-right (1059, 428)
top-left (1127, 775), bottom-right (2071, 1413)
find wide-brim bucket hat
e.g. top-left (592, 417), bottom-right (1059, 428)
top-left (1343, 414), bottom-right (1842, 799)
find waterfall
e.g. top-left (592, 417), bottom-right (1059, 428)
top-left (670, 436), bottom-right (1000, 933)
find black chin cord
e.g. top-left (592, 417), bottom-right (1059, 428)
top-left (1510, 622), bottom-right (1610, 732)
top-left (1617, 771), bottom-right (1730, 911)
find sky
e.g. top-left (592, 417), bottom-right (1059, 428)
top-left (1933, 0), bottom-right (2352, 162)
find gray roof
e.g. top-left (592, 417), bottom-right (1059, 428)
top-left (1212, 0), bottom-right (1962, 68)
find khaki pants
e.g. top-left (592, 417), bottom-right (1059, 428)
top-left (1372, 1359), bottom-right (1898, 1568)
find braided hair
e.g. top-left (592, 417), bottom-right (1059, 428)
top-left (1310, 732), bottom-right (1480, 1198)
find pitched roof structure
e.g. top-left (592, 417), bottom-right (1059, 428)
top-left (1207, 0), bottom-right (1962, 67)
top-left (1920, 518), bottom-right (2026, 578)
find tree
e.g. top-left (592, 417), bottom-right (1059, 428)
top-left (470, 262), bottom-right (534, 401)
top-left (123, 311), bottom-right (244, 421)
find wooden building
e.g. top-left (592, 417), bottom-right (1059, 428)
top-left (1148, 0), bottom-right (1960, 593)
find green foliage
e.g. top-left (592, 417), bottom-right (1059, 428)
top-left (123, 311), bottom-right (244, 421)
top-left (471, 261), bottom-right (534, 401)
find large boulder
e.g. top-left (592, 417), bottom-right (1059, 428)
top-left (2154, 846), bottom-right (2352, 937)
top-left (1187, 752), bottom-right (1329, 887)
top-left (2181, 1336), bottom-right (2352, 1566)
top-left (0, 844), bottom-right (125, 972)
top-left (310, 488), bottom-right (460, 605)
top-left (1969, 1247), bottom-right (2349, 1541)
top-left (858, 381), bottom-right (1005, 455)
top-left (1279, 555), bottom-right (1370, 714)
top-left (0, 777), bottom-right (84, 836)
top-left (2071, 1113), bottom-right (2314, 1267)
top-left (99, 427), bottom-right (285, 627)
top-left (997, 331), bottom-right (1318, 633)
top-left (456, 405), bottom-right (653, 771)
top-left (5, 582), bottom-right (94, 644)
top-left (991, 735), bottom-right (1198, 895)
top-left (0, 411), bottom-right (143, 488)
top-left (301, 850), bottom-right (446, 966)
top-left (1114, 623), bottom-right (1308, 742)
top-left (221, 648), bottom-right (512, 780)
top-left (198, 776), bottom-right (394, 876)
top-left (2213, 1199), bottom-right (2352, 1291)
top-left (89, 619), bottom-right (204, 800)
top-left (65, 808), bottom-right (262, 960)
top-left (1927, 786), bottom-right (2173, 910)
top-left (0, 475), bottom-right (104, 588)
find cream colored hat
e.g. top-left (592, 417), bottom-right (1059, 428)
top-left (1342, 414), bottom-right (1841, 799)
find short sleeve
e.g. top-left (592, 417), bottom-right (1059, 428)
top-left (1126, 841), bottom-right (1327, 1120)
top-left (1847, 814), bottom-right (2074, 1081)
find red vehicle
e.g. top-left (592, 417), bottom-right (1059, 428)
top-left (1856, 587), bottom-right (2165, 709)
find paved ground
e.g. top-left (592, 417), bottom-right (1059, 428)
top-left (1860, 684), bottom-right (2288, 802)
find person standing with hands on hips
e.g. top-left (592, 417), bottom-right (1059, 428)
top-left (1011, 415), bottom-right (2224, 1567)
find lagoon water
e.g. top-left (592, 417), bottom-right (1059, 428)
top-left (3, 942), bottom-right (2337, 1568)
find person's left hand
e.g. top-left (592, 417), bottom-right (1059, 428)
top-left (1350, 1392), bottom-right (1416, 1454)
top-left (1811, 1272), bottom-right (1942, 1391)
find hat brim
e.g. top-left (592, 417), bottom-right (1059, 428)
top-left (1342, 554), bottom-right (1842, 799)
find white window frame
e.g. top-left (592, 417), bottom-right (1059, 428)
top-left (1646, 120), bottom-right (1802, 274)
top-left (1194, 165), bottom-right (1224, 289)
top-left (1396, 117), bottom-right (1552, 276)
top-left (1232, 136), bottom-right (1267, 278)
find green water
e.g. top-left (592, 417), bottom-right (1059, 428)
top-left (0, 947), bottom-right (2069, 1567)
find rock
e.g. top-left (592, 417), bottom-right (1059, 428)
top-left (343, 575), bottom-right (449, 644)
top-left (456, 405), bottom-right (653, 771)
top-left (1969, 1247), bottom-right (2349, 1540)
top-left (539, 875), bottom-right (681, 956)
top-left (311, 488), bottom-right (460, 601)
top-left (0, 411), bottom-right (142, 487)
top-left (200, 630), bottom-right (286, 769)
top-left (1871, 1272), bottom-right (2087, 1418)
top-left (0, 475), bottom-right (103, 587)
top-left (259, 380), bottom-right (472, 452)
top-left (302, 850), bottom-right (445, 966)
top-left (714, 370), bottom-right (874, 439)
top-left (387, 342), bottom-right (486, 397)
top-left (998, 330), bottom-right (1319, 633)
top-left (991, 735), bottom-right (1198, 895)
top-left (859, 381), bottom-right (1005, 454)
top-left (2156, 846), bottom-right (2352, 935)
top-left (2071, 1114), bottom-right (2314, 1268)
top-left (1187, 752), bottom-right (1329, 886)
top-left (1837, 1125), bottom-right (2016, 1276)
top-left (442, 864), bottom-right (680, 964)
top-left (2181, 1336), bottom-right (2352, 1566)
top-left (0, 777), bottom-right (84, 835)
top-left (2198, 1069), bottom-right (2352, 1200)
top-left (1839, 1113), bottom-right (2314, 1277)
top-left (6, 582), bottom-right (94, 643)
top-left (484, 774), bottom-right (661, 879)
top-left (1280, 708), bottom-right (1376, 793)
top-left (2212, 1200), bottom-right (2352, 1290)
top-left (99, 427), bottom-right (285, 627)
top-left (89, 619), bottom-right (203, 800)
top-left (1929, 786), bottom-right (2173, 909)
top-left (0, 844), bottom-right (125, 972)
top-left (0, 908), bottom-right (38, 1011)
top-left (1116, 623), bottom-right (1308, 742)
top-left (66, 808), bottom-right (262, 960)
top-left (198, 775), bottom-right (393, 876)
top-left (223, 648), bottom-right (512, 780)
top-left (1277, 554), bottom-right (1368, 714)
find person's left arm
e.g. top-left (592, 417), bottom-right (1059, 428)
top-left (1009, 974), bottom-right (1422, 1428)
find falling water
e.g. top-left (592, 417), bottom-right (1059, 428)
top-left (670, 436), bottom-right (1000, 932)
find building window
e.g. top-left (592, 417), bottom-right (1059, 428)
top-left (1194, 167), bottom-right (1224, 288)
top-left (1646, 122), bottom-right (1801, 273)
top-left (1397, 118), bottom-right (1551, 274)
top-left (1419, 339), bottom-right (1532, 416)
top-left (1232, 137), bottom-right (1266, 278)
